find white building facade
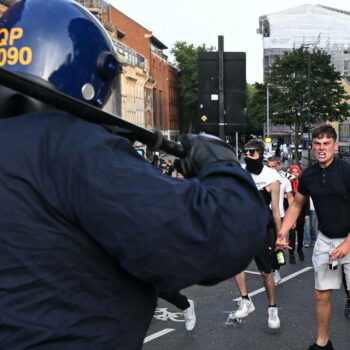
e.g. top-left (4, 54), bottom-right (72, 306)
top-left (257, 4), bottom-right (350, 153)
top-left (258, 4), bottom-right (350, 80)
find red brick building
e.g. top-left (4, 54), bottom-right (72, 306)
top-left (0, 0), bottom-right (14, 16)
top-left (103, 5), bottom-right (180, 139)
top-left (1, 0), bottom-right (180, 139)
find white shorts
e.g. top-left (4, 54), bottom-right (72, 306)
top-left (312, 231), bottom-right (350, 290)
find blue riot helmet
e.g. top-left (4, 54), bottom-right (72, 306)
top-left (0, 0), bottom-right (120, 116)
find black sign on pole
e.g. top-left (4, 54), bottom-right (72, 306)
top-left (218, 36), bottom-right (225, 139)
top-left (197, 36), bottom-right (246, 140)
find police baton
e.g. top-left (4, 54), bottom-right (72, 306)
top-left (0, 67), bottom-right (186, 157)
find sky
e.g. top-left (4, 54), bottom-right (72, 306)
top-left (107, 0), bottom-right (350, 84)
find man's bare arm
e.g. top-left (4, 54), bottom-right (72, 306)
top-left (286, 191), bottom-right (294, 207)
top-left (270, 180), bottom-right (281, 233)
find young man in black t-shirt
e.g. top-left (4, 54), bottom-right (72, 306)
top-left (277, 124), bottom-right (350, 350)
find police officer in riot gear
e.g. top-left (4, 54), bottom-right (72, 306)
top-left (0, 0), bottom-right (268, 348)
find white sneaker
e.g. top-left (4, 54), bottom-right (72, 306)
top-left (183, 299), bottom-right (196, 331)
top-left (268, 307), bottom-right (280, 329)
top-left (229, 298), bottom-right (255, 319)
top-left (273, 270), bottom-right (282, 285)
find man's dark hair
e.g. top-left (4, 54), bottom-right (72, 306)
top-left (244, 140), bottom-right (265, 157)
top-left (312, 124), bottom-right (337, 141)
top-left (267, 156), bottom-right (280, 164)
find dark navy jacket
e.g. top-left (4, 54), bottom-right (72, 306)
top-left (0, 111), bottom-right (268, 349)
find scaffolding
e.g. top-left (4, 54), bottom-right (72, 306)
top-left (80, 0), bottom-right (104, 20)
top-left (258, 4), bottom-right (350, 79)
top-left (80, 0), bottom-right (103, 9)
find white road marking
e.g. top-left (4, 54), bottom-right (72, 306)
top-left (233, 266), bottom-right (313, 301)
top-left (143, 328), bottom-right (175, 343)
top-left (146, 267), bottom-right (314, 343)
top-left (153, 308), bottom-right (184, 322)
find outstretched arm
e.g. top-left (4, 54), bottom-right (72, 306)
top-left (65, 128), bottom-right (269, 292)
top-left (270, 180), bottom-right (281, 233)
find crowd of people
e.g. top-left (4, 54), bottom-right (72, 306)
top-left (151, 125), bottom-right (350, 350)
top-left (235, 125), bottom-right (350, 350)
top-left (139, 130), bottom-right (350, 348)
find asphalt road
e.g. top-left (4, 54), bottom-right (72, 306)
top-left (143, 248), bottom-right (350, 350)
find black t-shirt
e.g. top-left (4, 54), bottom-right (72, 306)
top-left (298, 157), bottom-right (350, 238)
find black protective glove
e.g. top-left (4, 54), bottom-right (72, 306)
top-left (175, 134), bottom-right (238, 178)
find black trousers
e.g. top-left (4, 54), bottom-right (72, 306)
top-left (159, 291), bottom-right (190, 310)
top-left (255, 224), bottom-right (276, 273)
top-left (343, 266), bottom-right (350, 297)
top-left (288, 213), bottom-right (305, 253)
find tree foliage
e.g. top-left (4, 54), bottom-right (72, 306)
top-left (171, 41), bottom-right (215, 133)
top-left (246, 83), bottom-right (265, 136)
top-left (264, 48), bottom-right (350, 162)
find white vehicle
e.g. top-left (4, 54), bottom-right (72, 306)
top-left (263, 149), bottom-right (275, 161)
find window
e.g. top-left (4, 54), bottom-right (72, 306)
top-left (153, 88), bottom-right (157, 127)
top-left (159, 90), bottom-right (163, 128)
top-left (339, 123), bottom-right (350, 142)
top-left (137, 54), bottom-right (145, 68)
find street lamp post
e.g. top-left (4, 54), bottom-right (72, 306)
top-left (266, 84), bottom-right (270, 138)
top-left (303, 34), bottom-right (320, 166)
top-left (307, 48), bottom-right (311, 166)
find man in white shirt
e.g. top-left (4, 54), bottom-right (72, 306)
top-left (229, 140), bottom-right (281, 329)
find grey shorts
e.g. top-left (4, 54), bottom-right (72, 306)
top-left (312, 231), bottom-right (350, 290)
